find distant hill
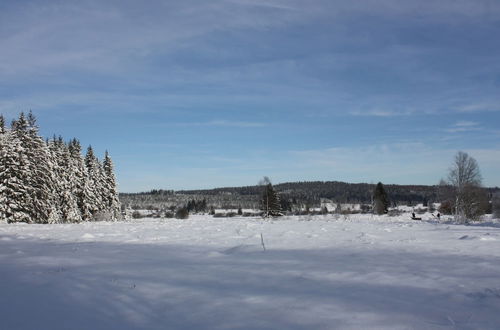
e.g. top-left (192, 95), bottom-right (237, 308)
top-left (119, 180), bottom-right (499, 211)
top-left (178, 181), bottom-right (437, 204)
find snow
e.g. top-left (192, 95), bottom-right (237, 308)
top-left (1, 214), bottom-right (500, 329)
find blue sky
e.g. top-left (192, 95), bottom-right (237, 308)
top-left (1, 0), bottom-right (499, 192)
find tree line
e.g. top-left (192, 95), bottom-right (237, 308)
top-left (0, 112), bottom-right (121, 223)
top-left (120, 181), bottom-right (443, 211)
top-left (121, 151), bottom-right (498, 223)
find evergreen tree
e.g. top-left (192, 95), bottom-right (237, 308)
top-left (27, 110), bottom-right (37, 128)
top-left (11, 111), bottom-right (28, 131)
top-left (69, 139), bottom-right (92, 220)
top-left (24, 113), bottom-right (57, 223)
top-left (373, 182), bottom-right (389, 215)
top-left (103, 150), bottom-right (121, 220)
top-left (0, 115), bottom-right (5, 134)
top-left (260, 177), bottom-right (282, 217)
top-left (0, 112), bottom-right (121, 224)
top-left (0, 130), bottom-right (32, 222)
top-left (84, 145), bottom-right (104, 220)
top-left (6, 113), bottom-right (56, 223)
top-left (49, 136), bottom-right (81, 223)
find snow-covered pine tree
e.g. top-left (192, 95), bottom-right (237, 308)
top-left (60, 140), bottom-right (83, 223)
top-left (103, 151), bottom-right (121, 220)
top-left (1, 112), bottom-right (121, 224)
top-left (0, 129), bottom-right (32, 222)
top-left (69, 139), bottom-right (92, 221)
top-left (84, 146), bottom-right (106, 220)
top-left (0, 115), bottom-right (5, 134)
top-left (21, 112), bottom-right (57, 223)
top-left (96, 158), bottom-right (109, 219)
top-left (0, 112), bottom-right (55, 223)
top-left (48, 136), bottom-right (81, 223)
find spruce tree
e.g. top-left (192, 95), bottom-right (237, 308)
top-left (23, 113), bottom-right (57, 223)
top-left (83, 146), bottom-right (101, 219)
top-left (27, 110), bottom-right (37, 128)
top-left (2, 113), bottom-right (56, 223)
top-left (49, 136), bottom-right (81, 223)
top-left (0, 112), bottom-right (121, 224)
top-left (103, 150), bottom-right (121, 220)
top-left (0, 130), bottom-right (32, 222)
top-left (260, 178), bottom-right (282, 217)
top-left (373, 182), bottom-right (389, 215)
top-left (0, 115), bottom-right (5, 134)
top-left (69, 139), bottom-right (92, 221)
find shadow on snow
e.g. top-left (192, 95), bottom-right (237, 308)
top-left (1, 236), bottom-right (500, 329)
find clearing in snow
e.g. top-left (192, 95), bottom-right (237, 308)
top-left (1, 214), bottom-right (500, 329)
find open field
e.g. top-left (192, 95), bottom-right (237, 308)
top-left (1, 214), bottom-right (500, 329)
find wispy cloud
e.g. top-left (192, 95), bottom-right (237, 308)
top-left (226, 0), bottom-right (299, 11)
top-left (0, 1), bottom-right (302, 78)
top-left (457, 103), bottom-right (500, 113)
top-left (2, 0), bottom-right (500, 190)
top-left (179, 120), bottom-right (266, 128)
top-left (445, 121), bottom-right (481, 133)
top-left (349, 109), bottom-right (416, 117)
top-left (454, 121), bottom-right (478, 127)
top-left (2, 0), bottom-right (499, 119)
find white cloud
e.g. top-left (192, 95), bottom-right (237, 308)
top-left (349, 109), bottom-right (416, 117)
top-left (3, 0), bottom-right (498, 78)
top-left (445, 121), bottom-right (481, 133)
top-left (454, 121), bottom-right (478, 127)
top-left (0, 1), bottom-right (303, 78)
top-left (179, 120), bottom-right (266, 128)
top-left (457, 103), bottom-right (500, 113)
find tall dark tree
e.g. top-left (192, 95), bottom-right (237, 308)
top-left (260, 177), bottom-right (282, 217)
top-left (373, 182), bottom-right (389, 215)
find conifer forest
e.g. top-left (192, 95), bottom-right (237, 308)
top-left (0, 112), bottom-right (120, 223)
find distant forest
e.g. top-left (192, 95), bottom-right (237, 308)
top-left (120, 181), bottom-right (499, 211)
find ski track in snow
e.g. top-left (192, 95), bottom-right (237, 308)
top-left (1, 214), bottom-right (500, 329)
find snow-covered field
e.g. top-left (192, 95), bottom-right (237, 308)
top-left (1, 214), bottom-right (500, 329)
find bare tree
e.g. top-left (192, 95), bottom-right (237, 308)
top-left (447, 151), bottom-right (486, 222)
